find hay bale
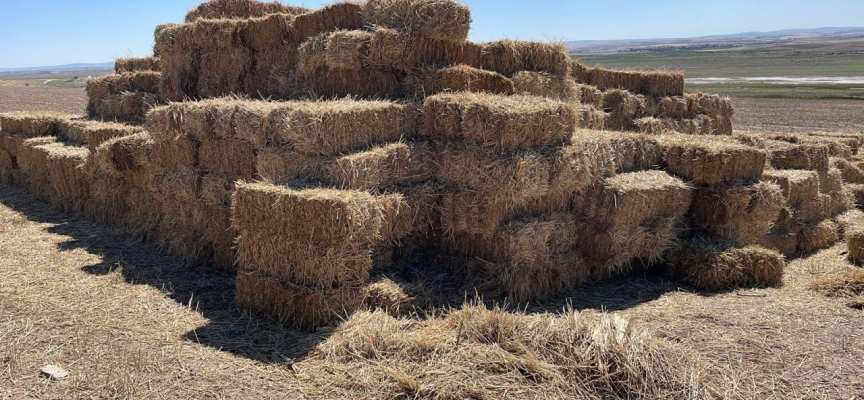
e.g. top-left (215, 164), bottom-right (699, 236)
top-left (95, 132), bottom-right (153, 176)
top-left (667, 239), bottom-right (784, 291)
top-left (362, 0), bottom-right (471, 41)
top-left (56, 119), bottom-right (142, 152)
top-left (0, 111), bottom-right (66, 137)
top-left (643, 70), bottom-right (685, 97)
top-left (689, 182), bottom-right (785, 245)
top-left (297, 32), bottom-right (330, 76)
top-left (588, 68), bottom-right (685, 97)
top-left (87, 92), bottom-right (162, 123)
top-left (579, 107), bottom-right (608, 131)
top-left (86, 72), bottom-right (161, 100)
top-left (761, 139), bottom-right (830, 172)
top-left (833, 158), bottom-right (864, 184)
top-left (839, 210), bottom-right (864, 264)
top-left (657, 134), bottom-right (767, 185)
top-left (84, 169), bottom-right (130, 225)
top-left (685, 93), bottom-right (734, 119)
top-left (654, 97), bottom-right (691, 119)
top-left (422, 92), bottom-right (578, 152)
top-left (149, 136), bottom-right (199, 169)
top-left (298, 66), bottom-right (405, 99)
top-left (293, 2), bottom-right (364, 43)
top-left (762, 230), bottom-right (799, 258)
top-left (820, 168), bottom-right (853, 215)
top-left (232, 182), bottom-right (403, 287)
top-left (570, 130), bottom-right (663, 177)
top-left (236, 271), bottom-right (362, 331)
top-left (325, 141), bottom-right (433, 191)
top-left (511, 71), bottom-right (579, 101)
top-left (577, 84), bottom-right (603, 108)
top-left (480, 40), bottom-right (570, 76)
top-left (256, 147), bottom-right (329, 183)
top-left (184, 0), bottom-right (309, 22)
top-left (198, 139), bottom-right (257, 180)
top-left (326, 30), bottom-right (373, 71)
top-left (115, 56), bottom-right (161, 73)
top-left (403, 65), bottom-right (514, 98)
top-left (245, 13), bottom-right (299, 97)
top-left (797, 219), bottom-right (839, 254)
top-left (762, 169), bottom-right (823, 223)
top-left (366, 28), bottom-right (482, 71)
top-left (36, 143), bottom-right (91, 213)
top-left (569, 59), bottom-right (588, 82)
top-left (847, 183), bottom-right (864, 209)
top-left (601, 89), bottom-right (645, 131)
top-left (575, 170), bottom-right (693, 228)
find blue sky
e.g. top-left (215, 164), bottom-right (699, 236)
top-left (2, 0), bottom-right (863, 68)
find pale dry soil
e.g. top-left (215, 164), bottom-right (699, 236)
top-left (0, 183), bottom-right (862, 398)
top-left (0, 86), bottom-right (87, 115)
top-left (734, 98), bottom-right (864, 134)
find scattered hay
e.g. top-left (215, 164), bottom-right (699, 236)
top-left (797, 219), bottom-right (839, 254)
top-left (403, 65), bottom-right (515, 98)
top-left (810, 269), bottom-right (864, 298)
top-left (689, 182), bottom-right (785, 245)
top-left (362, 0), bottom-right (471, 41)
top-left (511, 70), bottom-right (579, 101)
top-left (184, 0), bottom-right (309, 22)
top-left (667, 238), bottom-right (785, 291)
top-left (480, 40), bottom-right (570, 76)
top-left (657, 134), bottom-right (767, 185)
top-left (422, 92), bottom-right (578, 152)
top-left (114, 56), bottom-right (161, 73)
top-left (0, 111), bottom-right (67, 137)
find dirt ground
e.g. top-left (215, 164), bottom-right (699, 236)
top-left (0, 184), bottom-right (862, 398)
top-left (0, 86), bottom-right (87, 115)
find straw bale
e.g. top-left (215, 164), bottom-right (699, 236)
top-left (0, 111), bottom-right (65, 137)
top-left (326, 30), bottom-right (373, 70)
top-left (95, 132), bottom-right (153, 176)
top-left (570, 130), bottom-right (662, 177)
top-left (56, 119), bottom-right (142, 152)
top-left (148, 167), bottom-right (202, 204)
top-left (199, 172), bottom-right (236, 209)
top-left (256, 147), bottom-right (328, 183)
top-left (847, 183), bottom-right (864, 209)
top-left (195, 22), bottom-right (251, 99)
top-left (38, 143), bottom-right (91, 213)
top-left (87, 92), bottom-right (162, 123)
top-left (299, 66), bottom-right (404, 99)
top-left (589, 68), bottom-right (643, 94)
top-left (819, 168), bottom-right (853, 215)
top-left (762, 139), bottom-right (830, 172)
top-left (149, 136), bottom-right (198, 169)
top-left (236, 271), bottom-right (362, 331)
top-left (15, 138), bottom-right (58, 199)
top-left (832, 158), bottom-right (864, 184)
top-left (0, 149), bottom-right (14, 171)
top-left (569, 60), bottom-right (588, 82)
top-left (480, 40), bottom-right (570, 76)
top-left (656, 97), bottom-right (691, 119)
top-left (577, 84), bottom-right (603, 108)
top-left (685, 93), bottom-right (734, 118)
top-left (797, 219), bottom-right (839, 254)
top-left (578, 215), bottom-right (682, 276)
top-left (579, 107), bottom-right (608, 131)
top-left (86, 72), bottom-right (161, 100)
top-left (84, 169), bottom-right (129, 225)
top-left (667, 239), bottom-right (784, 291)
top-left (689, 182), bottom-right (785, 245)
top-left (362, 0), bottom-right (471, 41)
top-left (326, 141), bottom-right (433, 191)
top-left (403, 65), bottom-right (514, 98)
top-left (761, 169), bottom-right (823, 223)
top-left (115, 56), bottom-right (161, 73)
top-left (840, 211), bottom-right (864, 264)
top-left (366, 28), bottom-right (482, 71)
top-left (184, 0), bottom-right (309, 22)
top-left (269, 99), bottom-right (419, 155)
top-left (658, 134), bottom-right (766, 185)
top-left (198, 139), bottom-right (257, 179)
top-left (511, 71), bottom-right (579, 101)
top-left (194, 202), bottom-right (236, 270)
top-left (422, 92), bottom-right (578, 152)
top-left (574, 170), bottom-right (693, 229)
top-left (643, 70), bottom-right (685, 97)
top-left (297, 32), bottom-right (329, 76)
top-left (439, 188), bottom-right (569, 238)
top-left (383, 182), bottom-right (439, 244)
top-left (293, 2), bottom-right (364, 43)
top-left (601, 89), bottom-right (644, 131)
top-left (762, 230), bottom-right (799, 258)
top-left (245, 13), bottom-right (298, 97)
top-left (588, 68), bottom-right (685, 97)
top-left (152, 23), bottom-right (178, 58)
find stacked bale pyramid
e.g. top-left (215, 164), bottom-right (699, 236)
top-left (1, 0), bottom-right (862, 330)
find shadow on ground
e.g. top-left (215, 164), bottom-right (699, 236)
top-left (0, 184), bottom-right (704, 363)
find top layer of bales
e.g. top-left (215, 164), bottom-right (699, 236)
top-left (362, 0), bottom-right (472, 42)
top-left (185, 0), bottom-right (310, 22)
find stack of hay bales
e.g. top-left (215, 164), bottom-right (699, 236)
top-left (87, 60), bottom-right (163, 122)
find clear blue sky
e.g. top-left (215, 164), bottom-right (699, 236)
top-left (2, 0), bottom-right (863, 68)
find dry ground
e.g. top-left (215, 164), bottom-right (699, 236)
top-left (0, 183), bottom-right (862, 398)
top-left (733, 98), bottom-right (864, 134)
top-left (0, 86), bottom-right (87, 115)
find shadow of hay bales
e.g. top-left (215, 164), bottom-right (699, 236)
top-left (0, 184), bottom-right (325, 363)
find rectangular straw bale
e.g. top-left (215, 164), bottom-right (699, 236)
top-left (403, 65), bottom-right (515, 98)
top-left (588, 68), bottom-right (643, 94)
top-left (578, 84), bottom-right (603, 108)
top-left (95, 132), bottom-right (153, 176)
top-left (643, 70), bottom-right (685, 97)
top-left (571, 129), bottom-right (663, 177)
top-left (656, 96), bottom-right (691, 119)
top-left (245, 13), bottom-right (298, 96)
top-left (0, 111), bottom-right (66, 137)
top-left (325, 141), bottom-right (433, 191)
top-left (838, 210), bottom-right (864, 264)
top-left (569, 60), bottom-right (588, 83)
top-left (268, 99), bottom-right (419, 156)
top-left (255, 147), bottom-right (328, 183)
top-left (821, 168), bottom-right (853, 216)
top-left (667, 239), bottom-right (785, 291)
top-left (0, 148), bottom-right (14, 171)
top-left (382, 182), bottom-right (439, 245)
top-left (293, 2), bottom-right (364, 43)
top-left (194, 21), bottom-right (252, 99)
top-left (480, 40), bottom-right (570, 76)
top-left (797, 219), bottom-right (839, 254)
top-left (658, 134), bottom-right (767, 185)
top-left (762, 229), bottom-right (799, 258)
top-left (689, 181), bottom-right (786, 245)
top-left (198, 139), bottom-right (257, 179)
top-left (57, 119), bottom-right (142, 152)
top-left (325, 30), bottom-right (373, 70)
top-left (421, 92), bottom-right (578, 152)
top-left (686, 92), bottom-right (734, 119)
top-left (84, 169), bottom-right (129, 225)
top-left (762, 169), bottom-right (822, 223)
top-left (16, 138), bottom-right (58, 199)
top-left (115, 57), bottom-right (161, 73)
top-left (763, 139), bottom-right (830, 172)
top-left (439, 188), bottom-right (568, 238)
top-left (299, 66), bottom-right (404, 99)
top-left (361, 0), bottom-right (471, 41)
top-left (847, 183), bottom-right (864, 209)
top-left (578, 107), bottom-right (607, 130)
top-left (87, 92), bottom-right (162, 123)
top-left (86, 72), bottom-right (162, 100)
top-left (577, 214), bottom-right (683, 276)
top-left (574, 170), bottom-right (693, 229)
top-left (147, 167), bottom-right (202, 204)
top-left (199, 172), bottom-right (236, 209)
top-left (236, 271), bottom-right (362, 331)
top-left (154, 23), bottom-right (196, 101)
top-left (511, 70), bottom-right (579, 101)
top-left (149, 136), bottom-right (198, 169)
top-left (366, 28), bottom-right (482, 71)
top-left (297, 32), bottom-right (329, 76)
top-left (185, 0), bottom-right (309, 22)
top-left (38, 143), bottom-right (91, 213)
top-left (601, 89), bottom-right (644, 131)
top-left (832, 158), bottom-right (864, 184)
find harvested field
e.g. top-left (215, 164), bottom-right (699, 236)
top-left (734, 98), bottom-right (864, 134)
top-left (0, 185), bottom-right (861, 398)
top-left (0, 86), bottom-right (87, 115)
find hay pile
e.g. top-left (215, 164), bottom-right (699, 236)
top-left (86, 71), bottom-right (163, 123)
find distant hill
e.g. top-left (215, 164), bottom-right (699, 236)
top-left (567, 27), bottom-right (864, 54)
top-left (0, 62), bottom-right (114, 75)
